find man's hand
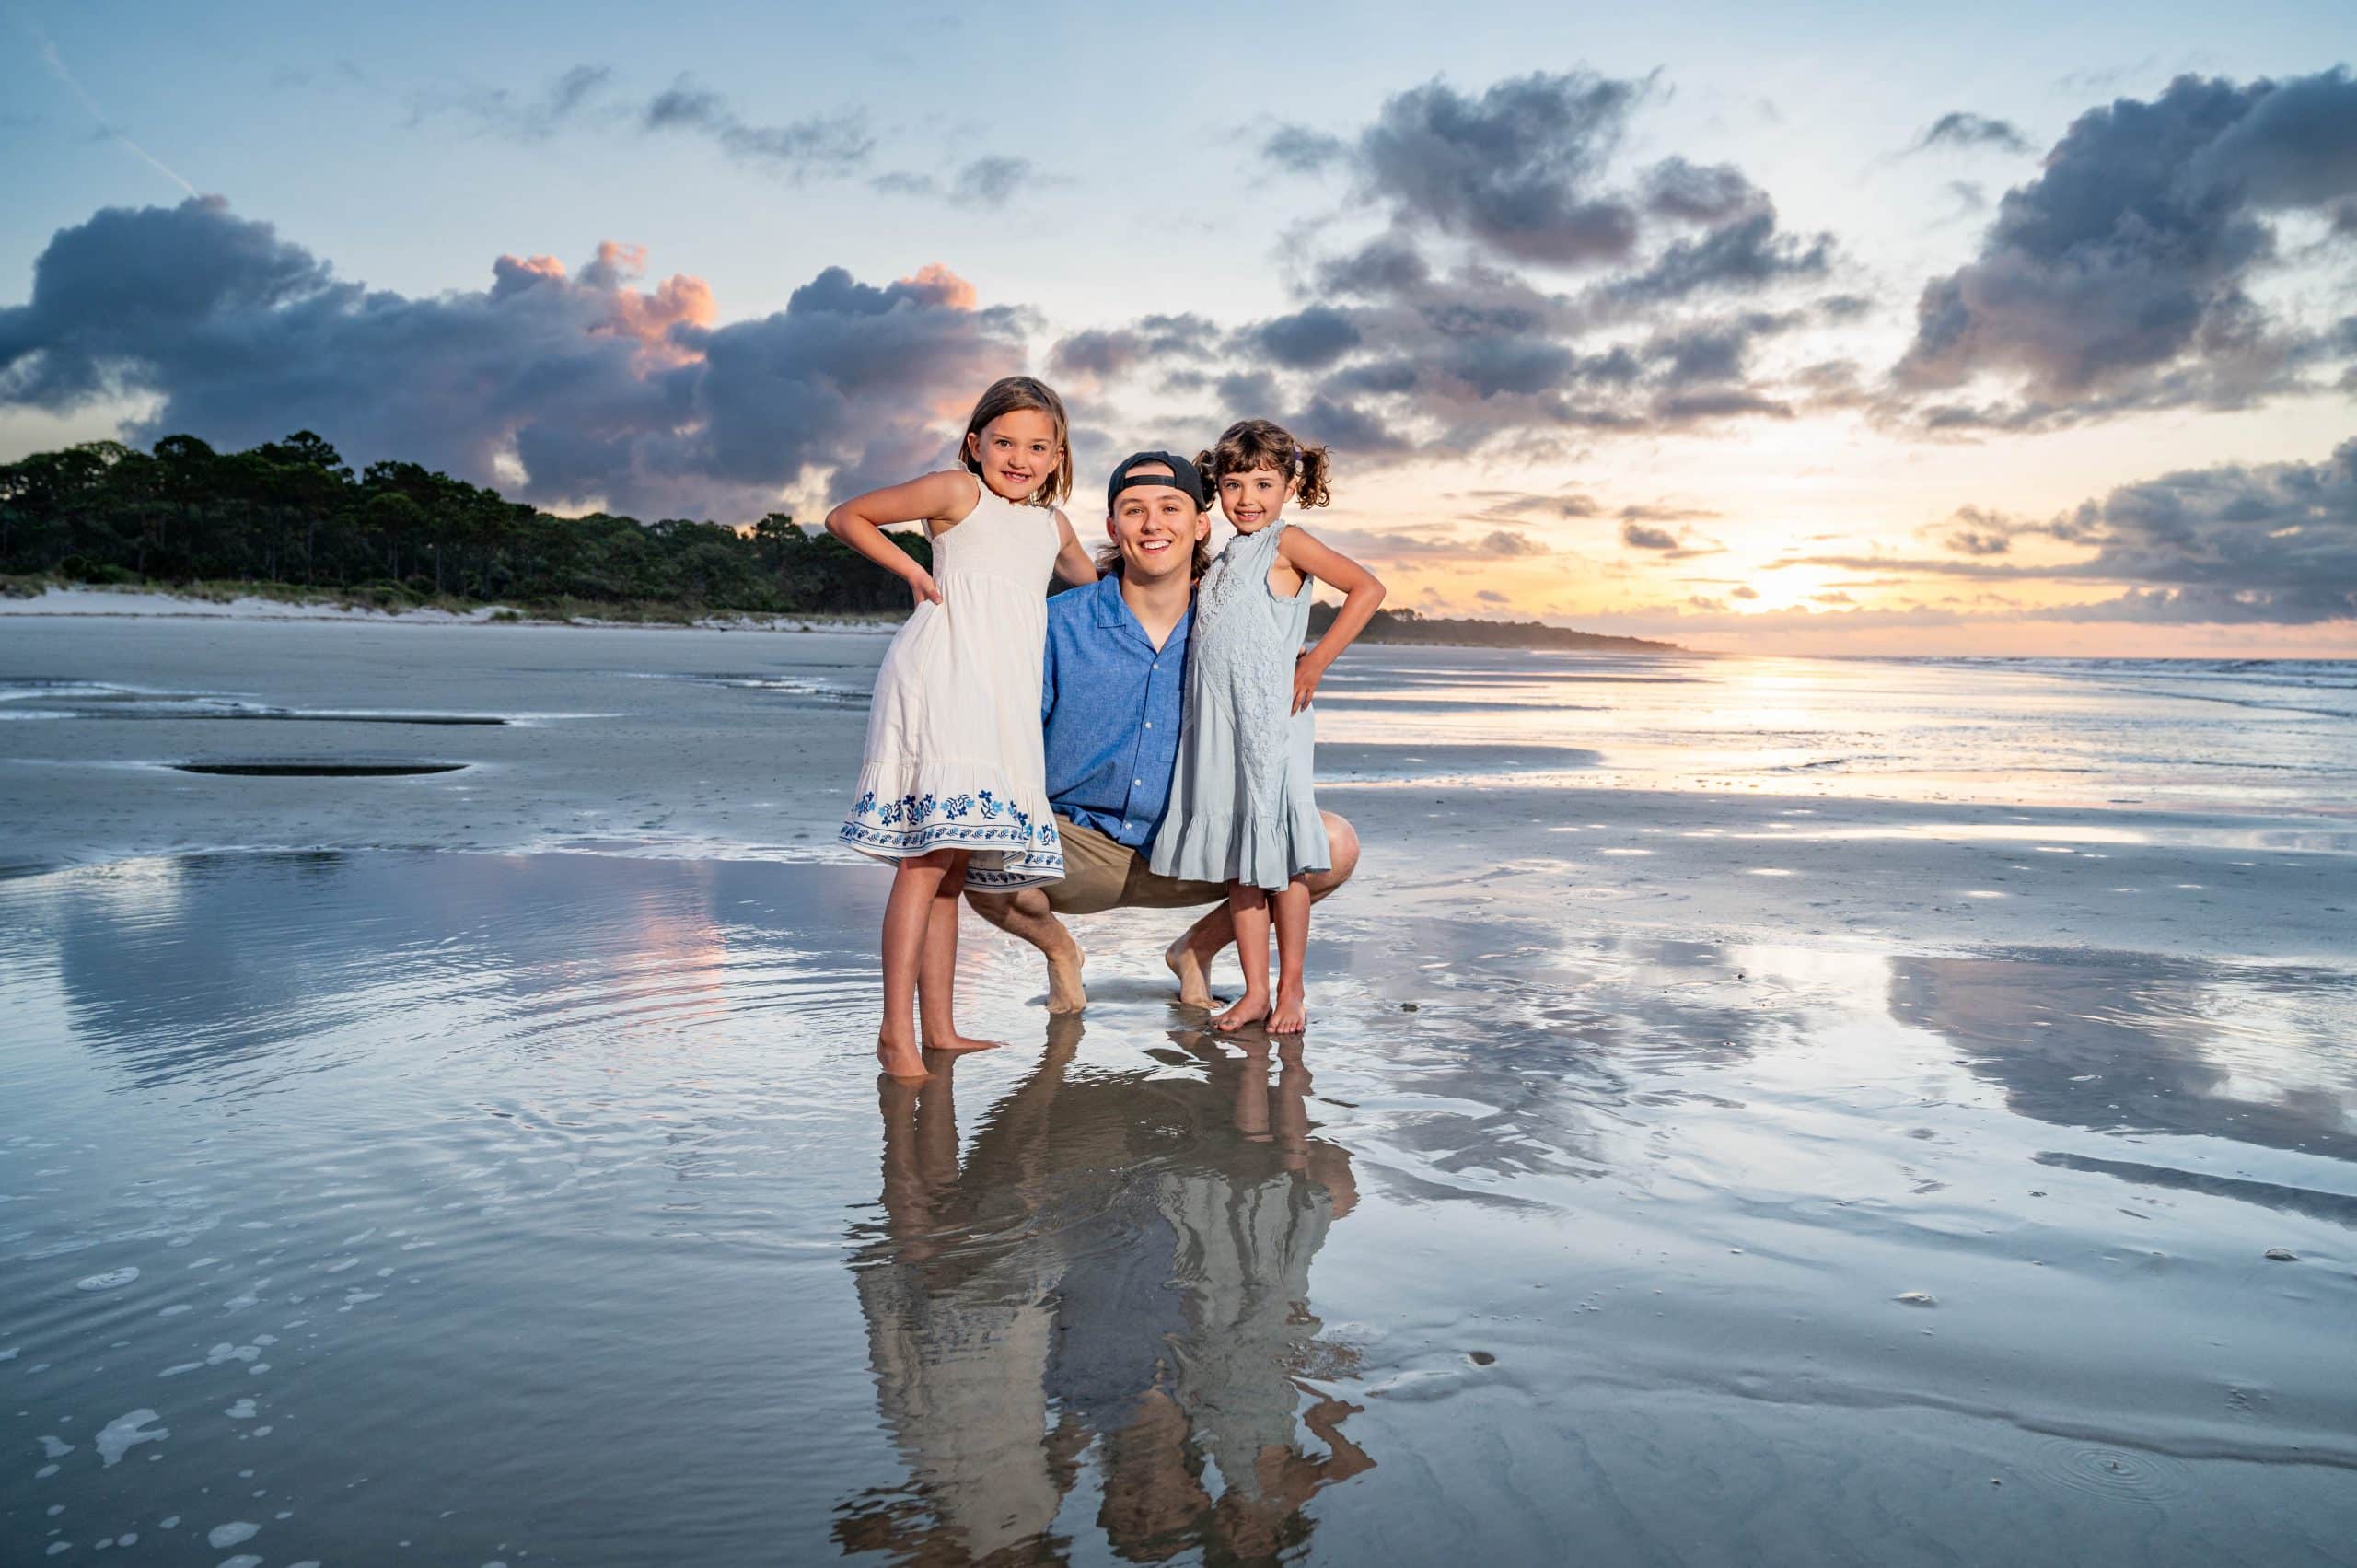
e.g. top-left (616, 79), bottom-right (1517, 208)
top-left (907, 568), bottom-right (943, 608)
top-left (1291, 651), bottom-right (1325, 714)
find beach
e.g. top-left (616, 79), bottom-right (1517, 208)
top-left (3, 610), bottom-right (2351, 1565)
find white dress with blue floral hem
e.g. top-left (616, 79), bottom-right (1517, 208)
top-left (839, 480), bottom-right (1064, 890)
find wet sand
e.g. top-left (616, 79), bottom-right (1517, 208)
top-left (2, 615), bottom-right (2351, 1564)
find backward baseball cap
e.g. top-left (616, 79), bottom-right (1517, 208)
top-left (1106, 450), bottom-right (1209, 511)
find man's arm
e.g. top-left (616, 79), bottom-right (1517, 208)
top-left (1040, 613), bottom-right (1059, 723)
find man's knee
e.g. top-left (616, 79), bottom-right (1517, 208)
top-left (1309, 811), bottom-right (1361, 897)
top-left (964, 887), bottom-right (1023, 926)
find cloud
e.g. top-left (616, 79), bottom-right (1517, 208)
top-left (1608, 209), bottom-right (1831, 302)
top-left (640, 76), bottom-right (871, 175)
top-left (1772, 442), bottom-right (2357, 621)
top-left (1621, 521), bottom-right (1681, 550)
top-left (1241, 305), bottom-right (1363, 370)
top-left (1047, 313), bottom-right (1214, 380)
top-left (1910, 111), bottom-right (2034, 156)
top-left (1464, 489), bottom-right (1603, 519)
top-left (1894, 69), bottom-right (2357, 424)
top-left (1263, 124), bottom-right (1347, 173)
top-left (412, 64), bottom-right (875, 180)
top-left (875, 156), bottom-right (1041, 208)
top-left (1267, 72), bottom-right (1654, 267)
top-left (1729, 584), bottom-right (1759, 599)
top-left (1314, 525), bottom-right (1554, 563)
top-left (1208, 72), bottom-right (1844, 456)
top-left (0, 198), bottom-right (1024, 520)
top-left (1476, 588), bottom-right (1511, 603)
top-left (409, 64), bottom-right (611, 140)
top-left (1641, 157), bottom-right (1767, 224)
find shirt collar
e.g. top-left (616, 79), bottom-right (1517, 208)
top-left (1090, 573), bottom-right (1192, 646)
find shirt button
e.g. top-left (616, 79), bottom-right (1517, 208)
top-left (1133, 778), bottom-right (1143, 786)
top-left (1144, 721), bottom-right (1152, 729)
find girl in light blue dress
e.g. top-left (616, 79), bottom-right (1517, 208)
top-left (1149, 420), bottom-right (1386, 1034)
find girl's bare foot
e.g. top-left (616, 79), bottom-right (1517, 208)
top-left (1166, 935), bottom-right (1218, 1009)
top-left (1213, 992), bottom-right (1271, 1032)
top-left (1046, 938), bottom-right (1087, 1014)
top-left (877, 1033), bottom-right (929, 1082)
top-left (920, 1030), bottom-right (1003, 1055)
top-left (1269, 987), bottom-right (1307, 1034)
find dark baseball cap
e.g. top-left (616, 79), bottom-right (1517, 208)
top-left (1107, 450), bottom-right (1209, 511)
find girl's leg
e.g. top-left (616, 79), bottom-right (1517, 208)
top-left (917, 850), bottom-right (999, 1055)
top-left (1213, 881), bottom-right (1271, 1032)
top-left (1268, 876), bottom-right (1312, 1033)
top-left (877, 851), bottom-right (955, 1079)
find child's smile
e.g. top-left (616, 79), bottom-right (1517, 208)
top-left (1219, 465), bottom-right (1292, 533)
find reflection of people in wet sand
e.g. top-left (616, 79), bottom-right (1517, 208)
top-left (838, 1023), bottom-right (1371, 1563)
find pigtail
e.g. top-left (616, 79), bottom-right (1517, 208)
top-left (1194, 447), bottom-right (1217, 483)
top-left (1293, 443), bottom-right (1333, 509)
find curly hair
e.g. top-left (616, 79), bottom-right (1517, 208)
top-left (1196, 417), bottom-right (1331, 509)
top-left (959, 375), bottom-right (1073, 507)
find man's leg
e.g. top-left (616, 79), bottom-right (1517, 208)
top-left (963, 815), bottom-right (1126, 1015)
top-left (966, 886), bottom-right (1088, 1015)
top-left (1166, 810), bottom-right (1362, 1007)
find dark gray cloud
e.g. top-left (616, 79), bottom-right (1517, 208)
top-left (1047, 313), bottom-right (1213, 379)
top-left (1610, 210), bottom-right (1831, 302)
top-left (1641, 157), bottom-right (1766, 224)
top-left (1620, 518), bottom-right (1725, 558)
top-left (1216, 73), bottom-right (1843, 454)
top-left (1895, 69), bottom-right (2357, 423)
top-left (1263, 124), bottom-right (1347, 173)
top-left (1269, 72), bottom-right (1650, 267)
top-left (1911, 111), bottom-right (2034, 156)
top-left (412, 65), bottom-right (871, 178)
top-left (873, 156), bottom-right (1039, 208)
top-left (1241, 305), bottom-right (1363, 370)
top-left (1776, 441), bottom-right (2357, 621)
top-left (641, 76), bottom-right (870, 174)
top-left (0, 198), bottom-right (1023, 521)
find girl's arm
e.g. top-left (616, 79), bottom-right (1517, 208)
top-left (824, 470), bottom-right (981, 607)
top-left (1051, 508), bottom-right (1099, 587)
top-left (1278, 528), bottom-right (1387, 714)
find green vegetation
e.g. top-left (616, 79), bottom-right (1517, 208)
top-left (0, 431), bottom-right (927, 617)
top-left (1308, 601), bottom-right (1678, 652)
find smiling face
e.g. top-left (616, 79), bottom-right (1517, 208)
top-left (1216, 463), bottom-right (1295, 534)
top-left (964, 407), bottom-right (1062, 502)
top-left (1107, 464), bottom-right (1211, 584)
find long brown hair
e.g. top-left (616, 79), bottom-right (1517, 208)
top-left (1196, 417), bottom-right (1332, 509)
top-left (960, 376), bottom-right (1073, 507)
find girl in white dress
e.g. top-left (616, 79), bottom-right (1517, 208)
top-left (830, 377), bottom-right (1098, 1079)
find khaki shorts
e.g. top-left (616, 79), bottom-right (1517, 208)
top-left (1043, 815), bottom-right (1225, 915)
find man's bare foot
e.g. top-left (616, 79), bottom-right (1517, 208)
top-left (1269, 988), bottom-right (1307, 1034)
top-left (1167, 935), bottom-right (1218, 1009)
top-left (1046, 938), bottom-right (1087, 1014)
top-left (1213, 992), bottom-right (1271, 1033)
top-left (877, 1033), bottom-right (929, 1082)
top-left (919, 1030), bottom-right (1003, 1055)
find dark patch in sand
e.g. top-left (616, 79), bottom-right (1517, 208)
top-left (170, 759), bottom-right (468, 777)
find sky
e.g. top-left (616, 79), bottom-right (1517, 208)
top-left (1, 0), bottom-right (2352, 655)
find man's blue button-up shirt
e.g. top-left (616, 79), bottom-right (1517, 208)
top-left (1042, 575), bottom-right (1190, 848)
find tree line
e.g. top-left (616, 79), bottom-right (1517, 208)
top-left (0, 432), bottom-right (927, 613)
top-left (1306, 601), bottom-right (1676, 652)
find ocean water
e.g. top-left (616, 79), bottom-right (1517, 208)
top-left (1, 616), bottom-right (2351, 1564)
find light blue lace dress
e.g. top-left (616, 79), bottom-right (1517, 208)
top-left (1148, 520), bottom-right (1330, 890)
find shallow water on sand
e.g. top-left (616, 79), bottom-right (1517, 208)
top-left (3, 618), bottom-right (2354, 1563)
top-left (4, 851), bottom-right (2351, 1566)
